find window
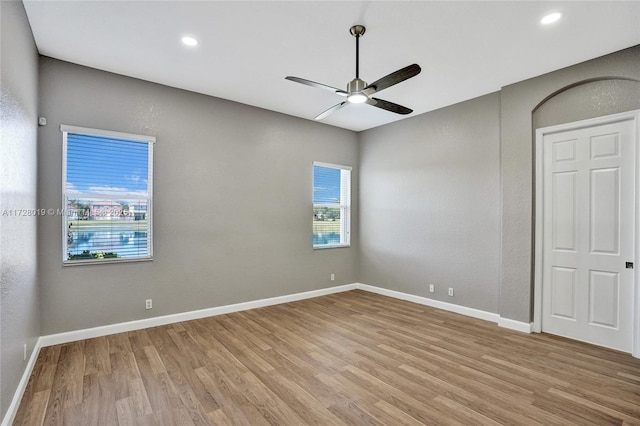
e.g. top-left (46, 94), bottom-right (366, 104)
top-left (313, 162), bottom-right (351, 248)
top-left (61, 125), bottom-right (154, 264)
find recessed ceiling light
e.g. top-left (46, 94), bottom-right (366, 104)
top-left (181, 36), bottom-right (199, 47)
top-left (541, 12), bottom-right (562, 25)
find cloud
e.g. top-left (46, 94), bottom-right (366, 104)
top-left (89, 185), bottom-right (130, 193)
top-left (88, 185), bottom-right (148, 196)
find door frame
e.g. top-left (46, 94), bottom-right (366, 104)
top-left (533, 109), bottom-right (640, 358)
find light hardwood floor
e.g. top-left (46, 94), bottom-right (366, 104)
top-left (13, 290), bottom-right (640, 425)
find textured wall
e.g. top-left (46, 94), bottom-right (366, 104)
top-left (500, 46), bottom-right (640, 322)
top-left (0, 0), bottom-right (40, 420)
top-left (37, 57), bottom-right (359, 335)
top-left (533, 78), bottom-right (640, 129)
top-left (358, 46), bottom-right (639, 323)
top-left (359, 93), bottom-right (501, 313)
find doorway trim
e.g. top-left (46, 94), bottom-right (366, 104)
top-left (533, 109), bottom-right (640, 358)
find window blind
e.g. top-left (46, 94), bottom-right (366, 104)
top-left (62, 126), bottom-right (154, 264)
top-left (313, 162), bottom-right (351, 248)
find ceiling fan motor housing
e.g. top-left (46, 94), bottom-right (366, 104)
top-left (347, 78), bottom-right (367, 94)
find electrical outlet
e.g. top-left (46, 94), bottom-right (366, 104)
top-left (23, 344), bottom-right (27, 361)
top-left (330, 273), bottom-right (335, 281)
top-left (429, 284), bottom-right (435, 293)
top-left (448, 288), bottom-right (454, 297)
top-left (145, 299), bottom-right (152, 310)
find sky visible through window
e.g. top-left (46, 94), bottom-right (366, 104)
top-left (313, 165), bottom-right (340, 204)
top-left (66, 134), bottom-right (148, 196)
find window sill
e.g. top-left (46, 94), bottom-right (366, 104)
top-left (63, 256), bottom-right (153, 266)
top-left (313, 244), bottom-right (351, 250)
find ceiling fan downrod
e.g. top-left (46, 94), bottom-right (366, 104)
top-left (350, 25), bottom-right (366, 78)
top-left (347, 25), bottom-right (367, 97)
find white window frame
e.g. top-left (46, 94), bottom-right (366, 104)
top-left (61, 125), bottom-right (154, 265)
top-left (313, 161), bottom-right (351, 249)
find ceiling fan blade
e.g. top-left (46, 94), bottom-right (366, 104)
top-left (364, 64), bottom-right (421, 94)
top-left (285, 76), bottom-right (348, 96)
top-left (366, 97), bottom-right (413, 115)
top-left (315, 101), bottom-right (347, 120)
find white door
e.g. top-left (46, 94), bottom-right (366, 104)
top-left (542, 116), bottom-right (636, 353)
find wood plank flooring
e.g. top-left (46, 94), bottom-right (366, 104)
top-left (13, 290), bottom-right (640, 425)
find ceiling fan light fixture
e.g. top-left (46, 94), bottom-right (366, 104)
top-left (346, 77), bottom-right (368, 103)
top-left (347, 92), bottom-right (368, 104)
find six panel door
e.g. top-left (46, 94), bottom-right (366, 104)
top-left (542, 118), bottom-right (635, 352)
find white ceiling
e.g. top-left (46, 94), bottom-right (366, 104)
top-left (23, 1), bottom-right (640, 132)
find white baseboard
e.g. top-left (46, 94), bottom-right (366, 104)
top-left (358, 283), bottom-right (533, 334)
top-left (1, 339), bottom-right (43, 426)
top-left (357, 283), bottom-right (501, 323)
top-left (37, 283), bottom-right (532, 350)
top-left (498, 317), bottom-right (534, 333)
top-left (3, 281), bottom-right (531, 426)
top-left (39, 283), bottom-right (358, 347)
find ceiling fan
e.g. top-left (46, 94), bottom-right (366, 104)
top-left (285, 25), bottom-right (421, 121)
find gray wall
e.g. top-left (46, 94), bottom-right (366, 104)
top-left (500, 46), bottom-right (640, 322)
top-left (359, 93), bottom-right (501, 314)
top-left (533, 78), bottom-right (640, 130)
top-left (38, 57), bottom-right (359, 335)
top-left (358, 46), bottom-right (639, 323)
top-left (0, 0), bottom-right (40, 420)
